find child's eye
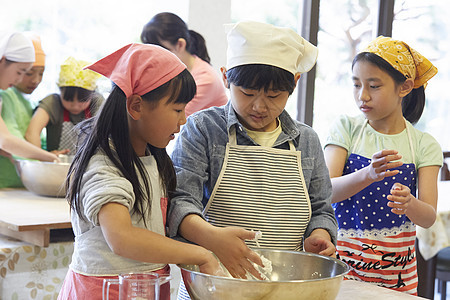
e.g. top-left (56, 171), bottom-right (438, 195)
top-left (370, 85), bottom-right (380, 89)
top-left (268, 94), bottom-right (281, 99)
top-left (353, 84), bottom-right (361, 88)
top-left (242, 91), bottom-right (254, 97)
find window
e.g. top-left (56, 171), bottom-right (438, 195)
top-left (313, 0), bottom-right (377, 143)
top-left (1, 0), bottom-right (188, 104)
top-left (392, 0), bottom-right (450, 150)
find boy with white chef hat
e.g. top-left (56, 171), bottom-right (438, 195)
top-left (169, 20), bottom-right (337, 297)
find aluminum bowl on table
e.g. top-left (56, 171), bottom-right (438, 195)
top-left (14, 155), bottom-right (73, 197)
top-left (179, 248), bottom-right (350, 300)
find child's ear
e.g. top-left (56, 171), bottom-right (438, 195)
top-left (399, 78), bottom-right (414, 98)
top-left (126, 94), bottom-right (143, 120)
top-left (220, 67), bottom-right (229, 88)
top-left (175, 38), bottom-right (187, 53)
top-left (294, 72), bottom-right (301, 86)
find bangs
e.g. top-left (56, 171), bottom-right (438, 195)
top-left (60, 86), bottom-right (93, 102)
top-left (226, 64), bottom-right (296, 94)
top-left (142, 69), bottom-right (196, 106)
top-left (140, 26), bottom-right (163, 46)
top-left (168, 69), bottom-right (197, 104)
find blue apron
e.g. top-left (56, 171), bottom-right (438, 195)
top-left (334, 119), bottom-right (418, 295)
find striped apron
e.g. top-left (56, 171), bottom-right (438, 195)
top-left (58, 107), bottom-right (91, 154)
top-left (334, 119), bottom-right (418, 295)
top-left (178, 126), bottom-right (311, 299)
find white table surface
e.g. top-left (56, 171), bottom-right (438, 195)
top-left (336, 280), bottom-right (426, 299)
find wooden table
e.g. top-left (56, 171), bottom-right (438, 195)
top-left (0, 188), bottom-right (71, 246)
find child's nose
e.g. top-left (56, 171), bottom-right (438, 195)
top-left (179, 113), bottom-right (187, 126)
top-left (252, 97), bottom-right (268, 112)
top-left (359, 88), bottom-right (370, 101)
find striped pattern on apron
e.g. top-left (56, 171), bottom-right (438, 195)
top-left (177, 126), bottom-right (312, 300)
top-left (205, 142), bottom-right (311, 250)
top-left (58, 107), bottom-right (91, 154)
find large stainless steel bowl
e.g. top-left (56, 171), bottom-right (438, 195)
top-left (14, 155), bottom-right (73, 197)
top-left (179, 248), bottom-right (350, 300)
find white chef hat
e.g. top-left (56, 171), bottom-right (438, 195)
top-left (225, 21), bottom-right (318, 75)
top-left (0, 31), bottom-right (35, 63)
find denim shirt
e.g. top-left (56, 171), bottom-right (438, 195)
top-left (169, 101), bottom-right (337, 244)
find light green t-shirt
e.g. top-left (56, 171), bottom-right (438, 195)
top-left (325, 114), bottom-right (443, 169)
top-left (0, 87), bottom-right (34, 188)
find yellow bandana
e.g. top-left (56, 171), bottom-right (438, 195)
top-left (57, 57), bottom-right (101, 91)
top-left (363, 36), bottom-right (437, 89)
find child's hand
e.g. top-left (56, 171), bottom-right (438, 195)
top-left (387, 183), bottom-right (412, 214)
top-left (209, 226), bottom-right (263, 279)
top-left (367, 149), bottom-right (403, 182)
top-left (51, 149), bottom-right (70, 156)
top-left (304, 229), bottom-right (336, 257)
top-left (198, 251), bottom-right (224, 277)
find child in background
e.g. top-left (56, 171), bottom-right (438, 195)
top-left (58, 43), bottom-right (221, 300)
top-left (0, 32), bottom-right (51, 188)
top-left (25, 57), bottom-right (103, 154)
top-left (0, 31), bottom-right (58, 188)
top-left (168, 21), bottom-right (337, 299)
top-left (141, 12), bottom-right (228, 117)
top-left (324, 36), bottom-right (442, 295)
top-left (13, 32), bottom-right (46, 96)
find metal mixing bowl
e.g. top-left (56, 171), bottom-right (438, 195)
top-left (14, 155), bottom-right (73, 197)
top-left (179, 248), bottom-right (350, 300)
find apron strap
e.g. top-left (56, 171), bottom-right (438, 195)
top-left (353, 118), bottom-right (416, 166)
top-left (229, 125), bottom-right (237, 145)
top-left (63, 108), bottom-right (70, 122)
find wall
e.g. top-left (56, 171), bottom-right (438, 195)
top-left (188, 0), bottom-right (231, 73)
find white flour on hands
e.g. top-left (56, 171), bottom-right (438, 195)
top-left (218, 230), bottom-right (273, 280)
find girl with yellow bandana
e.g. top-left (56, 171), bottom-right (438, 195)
top-left (324, 36), bottom-right (442, 295)
top-left (25, 57), bottom-right (103, 154)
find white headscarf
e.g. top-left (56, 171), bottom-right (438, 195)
top-left (0, 31), bottom-right (35, 63)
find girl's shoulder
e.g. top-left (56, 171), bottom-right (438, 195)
top-left (406, 122), bottom-right (443, 167)
top-left (334, 114), bottom-right (366, 130)
top-left (325, 114), bottom-right (366, 147)
top-left (84, 149), bottom-right (125, 178)
top-left (38, 94), bottom-right (63, 119)
top-left (39, 93), bottom-right (61, 108)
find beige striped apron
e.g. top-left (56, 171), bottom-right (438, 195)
top-left (178, 126), bottom-right (312, 299)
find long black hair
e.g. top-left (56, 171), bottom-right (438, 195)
top-left (352, 52), bottom-right (425, 124)
top-left (140, 12), bottom-right (211, 63)
top-left (226, 64), bottom-right (297, 95)
top-left (67, 69), bottom-right (196, 223)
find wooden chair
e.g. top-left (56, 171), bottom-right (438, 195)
top-left (440, 152), bottom-right (450, 181)
top-left (436, 151), bottom-right (450, 300)
top-left (437, 247), bottom-right (450, 300)
top-left (418, 151), bottom-right (450, 299)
